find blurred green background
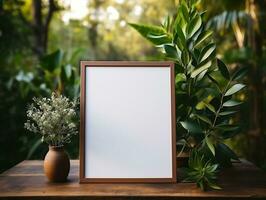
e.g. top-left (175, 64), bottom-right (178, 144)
top-left (0, 0), bottom-right (265, 173)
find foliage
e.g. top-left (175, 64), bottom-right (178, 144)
top-left (11, 48), bottom-right (82, 99)
top-left (39, 49), bottom-right (81, 98)
top-left (185, 150), bottom-right (221, 191)
top-left (130, 0), bottom-right (246, 190)
top-left (204, 0), bottom-right (266, 168)
top-left (25, 93), bottom-right (78, 146)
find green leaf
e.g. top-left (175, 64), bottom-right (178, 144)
top-left (225, 84), bottom-right (245, 96)
top-left (217, 59), bottom-right (230, 80)
top-left (64, 64), bottom-right (72, 79)
top-left (221, 130), bottom-right (240, 139)
top-left (147, 34), bottom-right (168, 39)
top-left (174, 8), bottom-right (187, 35)
top-left (40, 49), bottom-right (63, 72)
top-left (198, 181), bottom-right (205, 191)
top-left (199, 43), bottom-right (216, 63)
top-left (181, 50), bottom-right (190, 65)
top-left (164, 45), bottom-right (179, 59)
top-left (188, 14), bottom-right (202, 38)
top-left (219, 111), bottom-right (237, 116)
top-left (191, 61), bottom-right (212, 78)
top-left (216, 143), bottom-right (233, 167)
top-left (204, 102), bottom-right (216, 113)
top-left (162, 15), bottom-right (171, 31)
top-left (191, 0), bottom-right (201, 6)
top-left (194, 30), bottom-right (213, 48)
top-left (195, 114), bottom-right (212, 125)
top-left (232, 66), bottom-right (248, 80)
top-left (175, 73), bottom-right (186, 84)
top-left (197, 69), bottom-right (208, 81)
top-left (208, 182), bottom-right (222, 190)
top-left (69, 48), bottom-right (85, 63)
top-left (208, 164), bottom-right (219, 172)
top-left (174, 24), bottom-right (186, 46)
top-left (216, 124), bottom-right (239, 131)
top-left (180, 121), bottom-right (203, 133)
top-left (206, 136), bottom-right (215, 155)
top-left (129, 23), bottom-right (171, 45)
top-left (207, 74), bottom-right (220, 88)
top-left (218, 143), bottom-right (239, 161)
top-left (223, 100), bottom-right (242, 107)
top-left (180, 3), bottom-right (189, 21)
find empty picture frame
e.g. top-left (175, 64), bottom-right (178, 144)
top-left (80, 61), bottom-right (176, 183)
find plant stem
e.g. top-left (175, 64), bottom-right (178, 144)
top-left (195, 79), bottom-right (232, 149)
top-left (211, 79), bottom-right (232, 128)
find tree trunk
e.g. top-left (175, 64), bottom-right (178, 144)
top-left (246, 0), bottom-right (264, 164)
top-left (43, 0), bottom-right (56, 53)
top-left (32, 0), bottom-right (44, 56)
top-left (32, 0), bottom-right (57, 57)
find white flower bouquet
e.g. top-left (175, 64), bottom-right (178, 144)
top-left (25, 92), bottom-right (78, 146)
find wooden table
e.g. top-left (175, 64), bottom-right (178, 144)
top-left (0, 160), bottom-right (266, 199)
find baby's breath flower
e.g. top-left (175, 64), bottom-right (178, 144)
top-left (24, 92), bottom-right (78, 146)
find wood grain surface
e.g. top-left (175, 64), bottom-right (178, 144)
top-left (0, 160), bottom-right (266, 199)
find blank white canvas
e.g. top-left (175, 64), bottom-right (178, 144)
top-left (85, 67), bottom-right (173, 178)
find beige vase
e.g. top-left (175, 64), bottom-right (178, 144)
top-left (44, 146), bottom-right (70, 182)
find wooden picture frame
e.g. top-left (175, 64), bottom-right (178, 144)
top-left (80, 61), bottom-right (176, 183)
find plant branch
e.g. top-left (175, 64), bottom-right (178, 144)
top-left (211, 79), bottom-right (232, 128)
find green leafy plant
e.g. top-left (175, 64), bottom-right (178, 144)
top-left (40, 49), bottom-right (81, 98)
top-left (130, 0), bottom-right (245, 190)
top-left (10, 48), bottom-right (82, 99)
top-left (185, 150), bottom-right (220, 191)
top-left (24, 92), bottom-right (78, 146)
